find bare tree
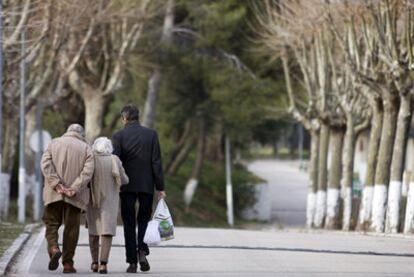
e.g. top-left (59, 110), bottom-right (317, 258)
top-left (255, 0), bottom-right (334, 227)
top-left (60, 0), bottom-right (157, 141)
top-left (327, 1), bottom-right (406, 232)
top-left (0, 0), bottom-right (53, 219)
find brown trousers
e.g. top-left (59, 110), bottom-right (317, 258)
top-left (42, 201), bottom-right (81, 266)
top-left (89, 235), bottom-right (113, 264)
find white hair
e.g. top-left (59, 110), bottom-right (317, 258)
top-left (92, 137), bottom-right (113, 154)
top-left (67, 124), bottom-right (85, 137)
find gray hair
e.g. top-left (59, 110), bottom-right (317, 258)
top-left (67, 124), bottom-right (85, 137)
top-left (92, 137), bottom-right (113, 154)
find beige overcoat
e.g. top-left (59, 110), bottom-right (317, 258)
top-left (41, 131), bottom-right (95, 211)
top-left (86, 154), bottom-right (129, 236)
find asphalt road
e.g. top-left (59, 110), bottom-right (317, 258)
top-left (7, 160), bottom-right (414, 276)
top-left (248, 160), bottom-right (308, 227)
top-left (8, 226), bottom-right (414, 276)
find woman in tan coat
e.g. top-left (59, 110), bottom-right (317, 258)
top-left (86, 137), bottom-right (129, 274)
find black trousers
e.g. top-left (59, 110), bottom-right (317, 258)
top-left (120, 192), bottom-right (153, 264)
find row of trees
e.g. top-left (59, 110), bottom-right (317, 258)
top-left (0, 0), bottom-right (161, 219)
top-left (0, 0), bottom-right (286, 221)
top-left (255, 0), bottom-right (414, 233)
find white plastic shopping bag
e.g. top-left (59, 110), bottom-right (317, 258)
top-left (144, 198), bottom-right (174, 245)
top-left (154, 199), bottom-right (175, 241)
top-left (143, 220), bottom-right (161, 246)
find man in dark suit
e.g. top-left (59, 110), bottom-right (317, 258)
top-left (113, 104), bottom-right (166, 273)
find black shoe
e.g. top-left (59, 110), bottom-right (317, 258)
top-left (91, 262), bottom-right (99, 273)
top-left (99, 264), bottom-right (108, 274)
top-left (138, 251), bottom-right (150, 272)
top-left (48, 248), bottom-right (62, 271)
top-left (126, 263), bottom-right (137, 273)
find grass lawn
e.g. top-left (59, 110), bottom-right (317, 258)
top-left (0, 199), bottom-right (35, 258)
top-left (165, 158), bottom-right (263, 228)
top-left (0, 222), bottom-right (24, 257)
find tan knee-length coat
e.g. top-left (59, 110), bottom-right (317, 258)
top-left (41, 131), bottom-right (94, 211)
top-left (86, 154), bottom-right (129, 236)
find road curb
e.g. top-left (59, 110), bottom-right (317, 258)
top-left (265, 227), bottom-right (414, 240)
top-left (0, 223), bottom-right (42, 276)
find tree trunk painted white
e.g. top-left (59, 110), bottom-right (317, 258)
top-left (359, 186), bottom-right (374, 228)
top-left (326, 188), bottom-right (340, 227)
top-left (371, 184), bottom-right (388, 232)
top-left (404, 182), bottom-right (414, 233)
top-left (315, 190), bottom-right (326, 227)
top-left (357, 100), bottom-right (382, 230)
top-left (314, 124), bottom-right (329, 228)
top-left (306, 190), bottom-right (316, 228)
top-left (184, 178), bottom-right (198, 208)
top-left (307, 130), bottom-right (320, 228)
top-left (325, 128), bottom-right (344, 229)
top-left (370, 94), bottom-right (398, 232)
top-left (0, 173), bottom-right (10, 220)
top-left (342, 187), bottom-right (352, 231)
top-left (385, 95), bottom-right (412, 233)
top-left (385, 181), bottom-right (402, 233)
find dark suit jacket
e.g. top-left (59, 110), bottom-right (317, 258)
top-left (112, 121), bottom-right (165, 194)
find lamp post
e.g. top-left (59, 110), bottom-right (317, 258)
top-left (18, 26), bottom-right (27, 223)
top-left (33, 99), bottom-right (44, 220)
top-left (0, 0), bottom-right (5, 220)
top-left (225, 135), bottom-right (234, 227)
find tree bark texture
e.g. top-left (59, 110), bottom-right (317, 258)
top-left (325, 128), bottom-right (344, 230)
top-left (165, 120), bottom-right (193, 173)
top-left (371, 94), bottom-right (399, 232)
top-left (83, 92), bottom-right (105, 143)
top-left (142, 69), bottom-right (162, 128)
top-left (183, 116), bottom-right (207, 207)
top-left (167, 136), bottom-right (196, 176)
top-left (23, 108), bottom-right (37, 201)
top-left (404, 163), bottom-right (414, 233)
top-left (307, 129), bottom-right (320, 228)
top-left (385, 95), bottom-right (412, 233)
top-left (358, 99), bottom-right (383, 230)
top-left (314, 123), bottom-right (330, 228)
top-left (341, 116), bottom-right (357, 231)
top-left (142, 0), bottom-right (175, 128)
top-left (0, 110), bottom-right (19, 220)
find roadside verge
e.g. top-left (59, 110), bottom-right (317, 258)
top-left (0, 223), bottom-right (41, 276)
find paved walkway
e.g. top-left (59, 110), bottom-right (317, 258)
top-left (7, 160), bottom-right (414, 276)
top-left (7, 226), bottom-right (414, 276)
top-left (248, 160), bottom-right (308, 227)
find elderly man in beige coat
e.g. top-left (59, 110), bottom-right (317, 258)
top-left (41, 124), bottom-right (94, 274)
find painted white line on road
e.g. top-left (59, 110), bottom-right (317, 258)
top-left (21, 227), bottom-right (45, 273)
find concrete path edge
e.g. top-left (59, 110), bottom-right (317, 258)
top-left (0, 223), bottom-right (42, 276)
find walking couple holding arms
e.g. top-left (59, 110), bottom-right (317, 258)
top-left (41, 104), bottom-right (166, 274)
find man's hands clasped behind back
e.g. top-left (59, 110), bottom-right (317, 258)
top-left (56, 184), bottom-right (76, 198)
